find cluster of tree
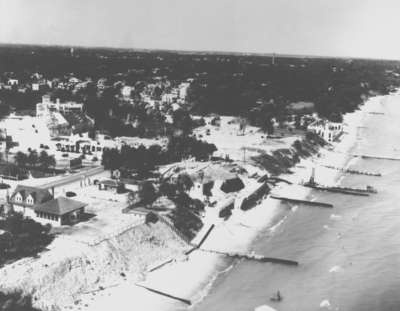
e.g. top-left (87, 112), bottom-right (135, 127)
top-left (0, 213), bottom-right (54, 267)
top-left (14, 150), bottom-right (56, 169)
top-left (0, 291), bottom-right (40, 311)
top-left (102, 137), bottom-right (216, 174)
top-left (128, 174), bottom-right (203, 239)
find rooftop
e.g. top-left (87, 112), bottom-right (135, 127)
top-left (35, 197), bottom-right (86, 216)
top-left (11, 185), bottom-right (53, 205)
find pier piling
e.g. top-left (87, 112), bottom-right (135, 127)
top-left (270, 195), bottom-right (333, 208)
top-left (135, 283), bottom-right (191, 305)
top-left (198, 248), bottom-right (299, 266)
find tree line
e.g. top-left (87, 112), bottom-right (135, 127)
top-left (14, 150), bottom-right (56, 169)
top-left (102, 136), bottom-right (217, 175)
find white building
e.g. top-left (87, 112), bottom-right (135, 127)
top-left (8, 79), bottom-right (19, 86)
top-left (121, 85), bottom-right (134, 98)
top-left (307, 119), bottom-right (343, 142)
top-left (161, 93), bottom-right (177, 104)
top-left (32, 83), bottom-right (40, 91)
top-left (52, 132), bottom-right (117, 157)
top-left (178, 82), bottom-right (190, 99)
top-left (36, 95), bottom-right (83, 117)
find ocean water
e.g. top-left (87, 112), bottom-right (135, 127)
top-left (191, 93), bottom-right (400, 311)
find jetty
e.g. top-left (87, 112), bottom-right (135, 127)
top-left (352, 154), bottom-right (400, 161)
top-left (135, 283), bottom-right (191, 305)
top-left (268, 176), bottom-right (293, 185)
top-left (320, 164), bottom-right (381, 177)
top-left (270, 195), bottom-right (333, 208)
top-left (301, 182), bottom-right (377, 196)
top-left (368, 112), bottom-right (385, 115)
top-left (199, 248), bottom-right (299, 266)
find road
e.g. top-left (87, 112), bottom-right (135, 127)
top-left (38, 166), bottom-right (106, 189)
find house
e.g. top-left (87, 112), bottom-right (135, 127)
top-left (98, 179), bottom-right (124, 191)
top-left (121, 85), bottom-right (133, 98)
top-left (178, 82), bottom-right (190, 99)
top-left (9, 185), bottom-right (53, 218)
top-left (34, 197), bottom-right (86, 226)
top-left (9, 185), bottom-right (86, 226)
top-left (32, 83), bottom-right (40, 91)
top-left (8, 79), bottom-right (18, 86)
top-left (307, 119), bottom-right (343, 142)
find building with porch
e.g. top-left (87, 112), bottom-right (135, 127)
top-left (9, 185), bottom-right (86, 226)
top-left (34, 197), bottom-right (86, 226)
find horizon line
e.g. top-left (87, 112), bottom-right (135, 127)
top-left (1, 41), bottom-right (400, 62)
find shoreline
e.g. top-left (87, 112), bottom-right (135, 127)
top-left (72, 93), bottom-right (386, 311)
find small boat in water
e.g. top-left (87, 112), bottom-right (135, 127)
top-left (270, 290), bottom-right (283, 302)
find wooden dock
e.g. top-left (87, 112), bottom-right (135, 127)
top-left (270, 195), bottom-right (333, 208)
top-left (268, 176), bottom-right (293, 185)
top-left (352, 154), bottom-right (400, 161)
top-left (199, 248), bottom-right (299, 266)
top-left (135, 283), bottom-right (191, 305)
top-left (302, 184), bottom-right (370, 196)
top-left (321, 164), bottom-right (381, 177)
top-left (368, 112), bottom-right (385, 115)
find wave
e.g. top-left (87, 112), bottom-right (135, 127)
top-left (189, 262), bottom-right (236, 308)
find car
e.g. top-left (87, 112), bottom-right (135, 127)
top-left (65, 191), bottom-right (77, 197)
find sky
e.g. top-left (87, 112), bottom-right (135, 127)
top-left (0, 0), bottom-right (400, 59)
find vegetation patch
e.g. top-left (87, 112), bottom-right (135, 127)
top-left (0, 213), bottom-right (54, 267)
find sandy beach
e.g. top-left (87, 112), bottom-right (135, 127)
top-left (70, 93), bottom-right (387, 311)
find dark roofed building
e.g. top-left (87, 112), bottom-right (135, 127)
top-left (9, 185), bottom-right (53, 218)
top-left (34, 197), bottom-right (86, 226)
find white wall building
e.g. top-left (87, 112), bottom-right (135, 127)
top-left (8, 79), bottom-right (19, 86)
top-left (121, 85), bottom-right (133, 98)
top-left (178, 82), bottom-right (190, 99)
top-left (52, 132), bottom-right (118, 157)
top-left (307, 119), bottom-right (343, 142)
top-left (36, 95), bottom-right (83, 117)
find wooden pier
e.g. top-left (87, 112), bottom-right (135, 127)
top-left (199, 248), bottom-right (299, 266)
top-left (302, 183), bottom-right (371, 196)
top-left (135, 283), bottom-right (191, 305)
top-left (352, 154), bottom-right (400, 161)
top-left (270, 195), bottom-right (333, 208)
top-left (368, 112), bottom-right (385, 115)
top-left (268, 176), bottom-right (293, 185)
top-left (321, 164), bottom-right (381, 177)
